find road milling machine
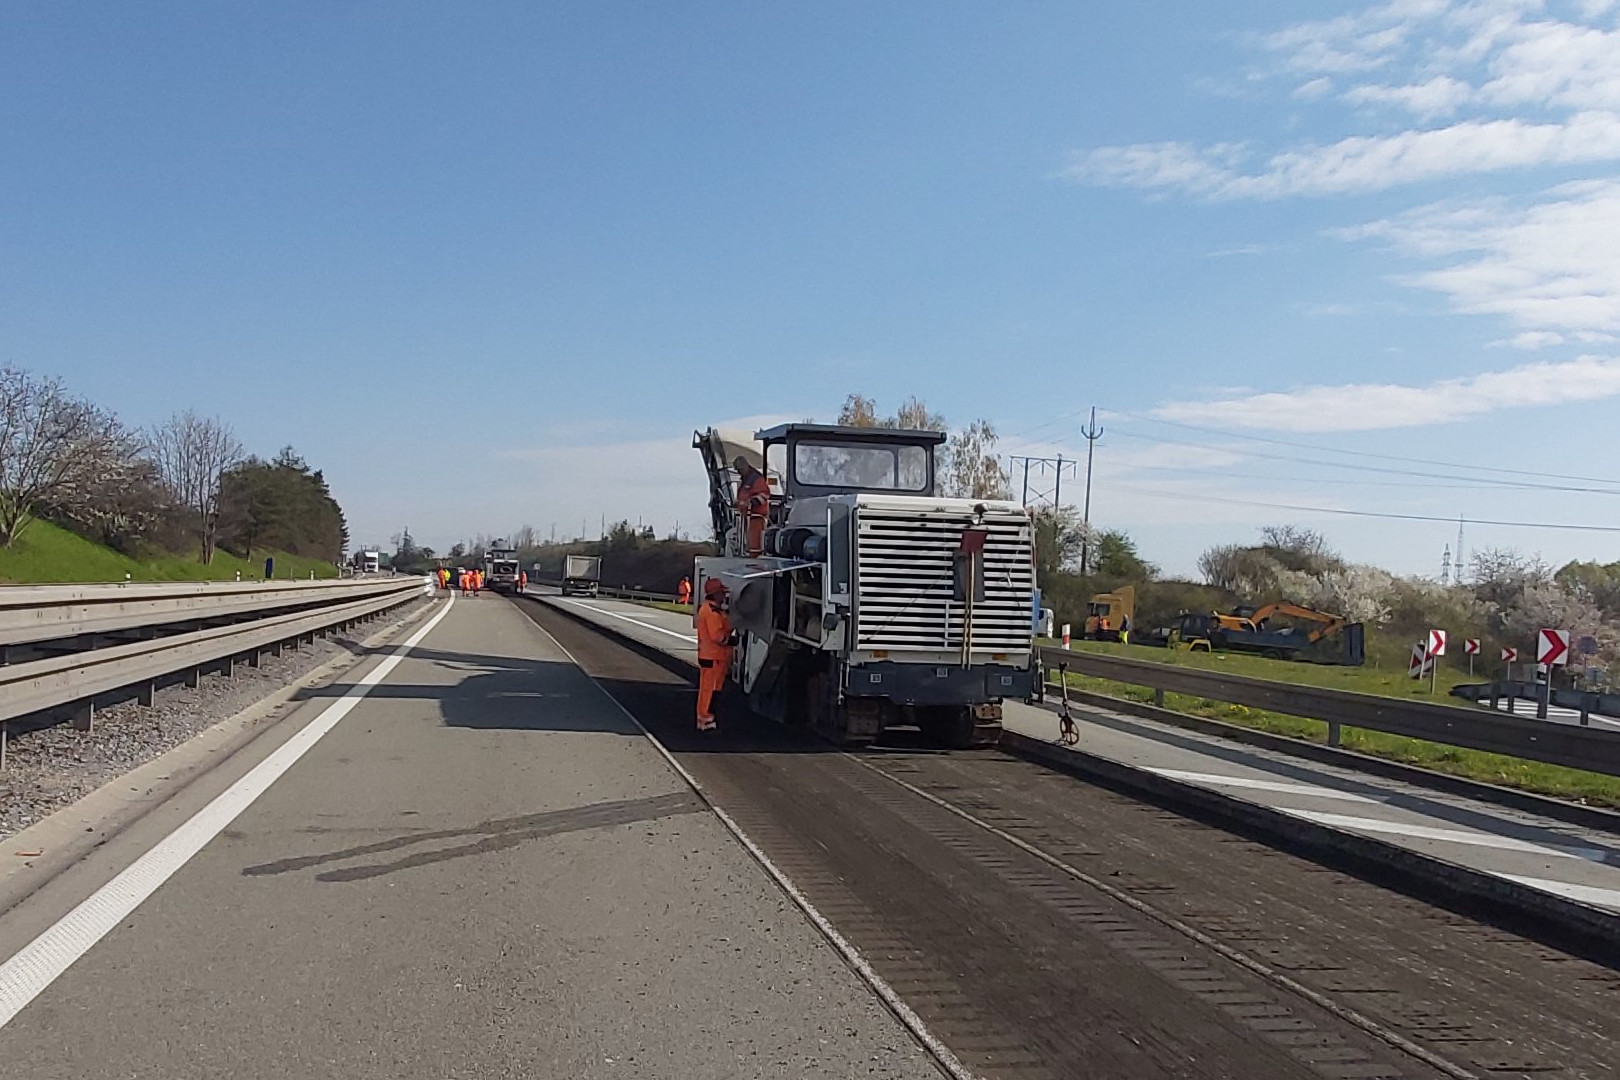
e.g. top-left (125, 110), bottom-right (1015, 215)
top-left (693, 423), bottom-right (1037, 747)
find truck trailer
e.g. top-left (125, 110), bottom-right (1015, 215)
top-left (693, 423), bottom-right (1037, 748)
top-left (561, 554), bottom-right (602, 597)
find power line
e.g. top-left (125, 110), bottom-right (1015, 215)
top-left (1105, 460), bottom-right (1566, 492)
top-left (1093, 484), bottom-right (1620, 532)
top-left (1123, 412), bottom-right (1620, 487)
top-left (1107, 430), bottom-right (1620, 495)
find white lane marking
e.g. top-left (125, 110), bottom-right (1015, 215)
top-left (1146, 768), bottom-right (1379, 804)
top-left (1278, 808), bottom-right (1609, 863)
top-left (1496, 874), bottom-right (1620, 912)
top-left (0, 596), bottom-right (456, 1030)
top-left (525, 618), bottom-right (976, 1080)
top-left (554, 598), bottom-right (698, 644)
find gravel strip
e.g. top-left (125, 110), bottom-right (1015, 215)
top-left (0, 597), bottom-right (435, 842)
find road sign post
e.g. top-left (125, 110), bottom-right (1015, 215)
top-left (1427, 630), bottom-right (1447, 694)
top-left (1464, 637), bottom-right (1479, 678)
top-left (1535, 629), bottom-right (1570, 720)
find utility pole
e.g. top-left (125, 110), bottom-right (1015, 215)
top-left (1077, 407), bottom-right (1104, 577)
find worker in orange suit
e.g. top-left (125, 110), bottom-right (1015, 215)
top-left (733, 456), bottom-right (770, 556)
top-left (695, 578), bottom-right (734, 731)
top-left (677, 576), bottom-right (692, 606)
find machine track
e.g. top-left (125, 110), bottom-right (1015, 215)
top-left (518, 597), bottom-right (1619, 1080)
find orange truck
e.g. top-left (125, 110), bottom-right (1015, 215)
top-left (1084, 585), bottom-right (1135, 642)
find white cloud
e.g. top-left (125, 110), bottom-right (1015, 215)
top-left (1479, 20), bottom-right (1620, 111)
top-left (1065, 112), bottom-right (1620, 199)
top-left (1068, 4), bottom-right (1620, 199)
top-left (1342, 74), bottom-right (1474, 117)
top-left (1153, 354), bottom-right (1620, 432)
top-left (1293, 77), bottom-right (1336, 100)
top-left (1490, 330), bottom-right (1567, 348)
top-left (1343, 179), bottom-right (1620, 332)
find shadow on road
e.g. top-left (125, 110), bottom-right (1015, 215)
top-left (290, 646), bottom-right (646, 735)
top-left (240, 792), bottom-right (703, 883)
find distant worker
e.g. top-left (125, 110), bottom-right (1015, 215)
top-left (472, 569), bottom-right (483, 597)
top-left (458, 569), bottom-right (469, 596)
top-left (520, 570), bottom-right (528, 590)
top-left (677, 576), bottom-right (692, 605)
top-left (440, 567), bottom-right (451, 591)
top-left (695, 578), bottom-right (734, 732)
top-left (1119, 613), bottom-right (1131, 647)
top-left (733, 456), bottom-right (770, 556)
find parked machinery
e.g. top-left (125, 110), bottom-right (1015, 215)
top-left (693, 423), bottom-right (1037, 748)
top-left (1175, 601), bottom-right (1365, 665)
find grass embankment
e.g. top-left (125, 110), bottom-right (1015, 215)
top-left (1052, 639), bottom-right (1620, 807)
top-left (643, 601), bottom-right (693, 617)
top-left (0, 521), bottom-right (339, 584)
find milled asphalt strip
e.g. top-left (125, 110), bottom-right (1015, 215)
top-left (845, 752), bottom-right (1481, 1080)
top-left (0, 596), bottom-right (457, 1030)
top-left (522, 614), bottom-right (975, 1080)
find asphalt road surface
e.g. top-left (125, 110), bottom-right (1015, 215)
top-left (0, 596), bottom-right (941, 1079)
top-left (519, 595), bottom-right (1620, 1080)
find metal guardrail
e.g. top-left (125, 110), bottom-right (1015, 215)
top-left (1450, 679), bottom-right (1620, 724)
top-left (1039, 645), bottom-right (1620, 778)
top-left (0, 576), bottom-right (421, 650)
top-left (0, 576), bottom-right (429, 734)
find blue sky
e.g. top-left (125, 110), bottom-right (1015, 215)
top-left (6, 1), bottom-right (1620, 577)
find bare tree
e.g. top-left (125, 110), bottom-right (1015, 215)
top-left (892, 396), bottom-right (947, 432)
top-left (148, 410), bottom-right (244, 564)
top-left (945, 418), bottom-right (1011, 499)
top-left (836, 394), bottom-right (881, 427)
top-left (0, 367), bottom-right (134, 546)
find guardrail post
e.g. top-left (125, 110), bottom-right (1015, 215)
top-left (1326, 720), bottom-right (1341, 747)
top-left (247, 649), bottom-right (263, 669)
top-left (138, 680), bottom-right (155, 707)
top-left (71, 701), bottom-right (94, 732)
top-left (185, 667), bottom-right (201, 689)
top-left (1, 725), bottom-right (6, 771)
top-left (1152, 688), bottom-right (1165, 708)
top-left (218, 656), bottom-right (235, 679)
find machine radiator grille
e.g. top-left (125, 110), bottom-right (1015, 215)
top-left (854, 506), bottom-right (1034, 653)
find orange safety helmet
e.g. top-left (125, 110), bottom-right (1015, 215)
top-left (704, 578), bottom-right (728, 599)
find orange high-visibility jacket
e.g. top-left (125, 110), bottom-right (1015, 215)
top-left (696, 601), bottom-right (733, 663)
top-left (736, 472), bottom-right (769, 518)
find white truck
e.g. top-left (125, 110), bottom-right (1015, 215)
top-left (484, 544), bottom-right (521, 595)
top-left (352, 550), bottom-right (381, 574)
top-left (561, 554), bottom-right (602, 597)
top-left (693, 423), bottom-right (1036, 748)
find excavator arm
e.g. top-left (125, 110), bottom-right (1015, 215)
top-left (1247, 602), bottom-right (1348, 643)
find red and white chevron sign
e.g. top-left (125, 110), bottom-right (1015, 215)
top-left (1463, 638), bottom-right (1480, 656)
top-left (1537, 629), bottom-right (1570, 667)
top-left (1427, 629), bottom-right (1447, 657)
top-left (1501, 647), bottom-right (1518, 662)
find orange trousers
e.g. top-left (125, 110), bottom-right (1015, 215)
top-left (697, 658), bottom-right (728, 725)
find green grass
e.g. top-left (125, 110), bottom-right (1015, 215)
top-left (640, 600), bottom-right (693, 616)
top-left (1045, 637), bottom-right (1482, 707)
top-left (1046, 641), bottom-right (1620, 806)
top-left (0, 521), bottom-right (339, 584)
